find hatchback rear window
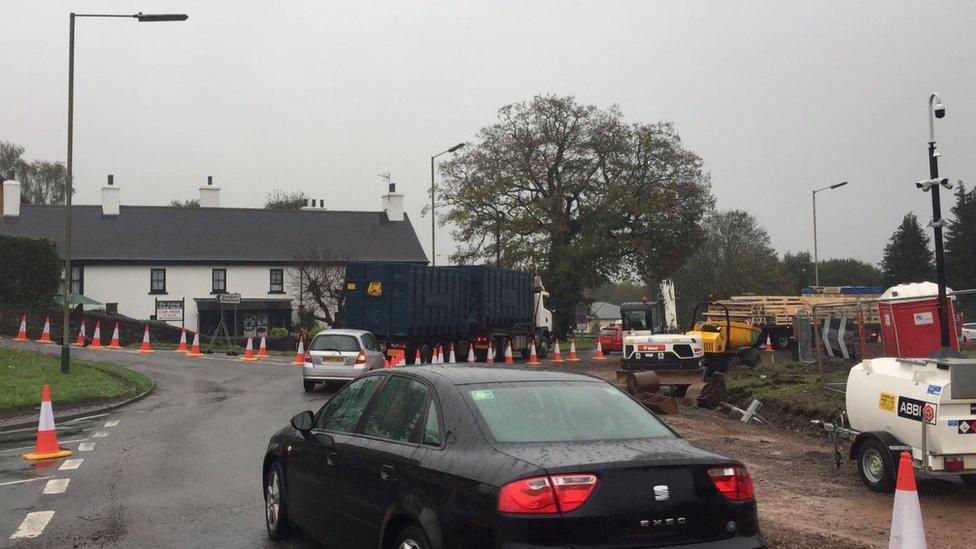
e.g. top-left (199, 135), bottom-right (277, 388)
top-left (599, 329), bottom-right (618, 336)
top-left (466, 381), bottom-right (674, 443)
top-left (310, 334), bottom-right (360, 352)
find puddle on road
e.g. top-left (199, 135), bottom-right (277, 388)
top-left (0, 415), bottom-right (107, 483)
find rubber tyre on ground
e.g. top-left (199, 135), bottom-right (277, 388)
top-left (303, 380), bottom-right (316, 392)
top-left (960, 474), bottom-right (976, 487)
top-left (391, 524), bottom-right (431, 549)
top-left (265, 461), bottom-right (291, 540)
top-left (857, 439), bottom-right (896, 493)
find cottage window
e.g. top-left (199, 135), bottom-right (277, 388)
top-left (150, 268), bottom-right (166, 294)
top-left (212, 269), bottom-right (227, 294)
top-left (70, 265), bottom-right (84, 295)
top-left (270, 269), bottom-right (284, 293)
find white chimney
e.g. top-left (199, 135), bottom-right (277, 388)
top-left (102, 174), bottom-right (120, 216)
top-left (199, 176), bottom-right (220, 208)
top-left (382, 182), bottom-right (404, 222)
top-left (2, 178), bottom-right (21, 218)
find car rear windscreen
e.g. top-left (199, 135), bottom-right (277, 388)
top-left (466, 381), bottom-right (674, 442)
top-left (310, 334), bottom-right (360, 352)
top-left (599, 329), bottom-right (617, 336)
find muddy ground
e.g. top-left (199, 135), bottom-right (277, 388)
top-left (555, 354), bottom-right (973, 548)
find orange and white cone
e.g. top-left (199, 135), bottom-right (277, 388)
top-left (448, 343), bottom-right (457, 364)
top-left (764, 335), bottom-right (773, 352)
top-left (175, 329), bottom-right (188, 352)
top-left (526, 338), bottom-right (541, 365)
top-left (90, 321), bottom-right (103, 348)
top-left (73, 321), bottom-right (87, 347)
top-left (551, 339), bottom-right (564, 363)
top-left (415, 348), bottom-right (423, 365)
top-left (467, 343), bottom-right (476, 363)
top-left (22, 385), bottom-right (72, 461)
top-left (257, 335), bottom-right (268, 359)
top-left (37, 316), bottom-right (53, 344)
top-left (108, 322), bottom-right (122, 349)
top-left (567, 339), bottom-right (580, 362)
top-left (241, 337), bottom-right (257, 361)
top-left (504, 339), bottom-right (514, 365)
top-left (889, 451), bottom-right (926, 549)
top-left (593, 340), bottom-right (606, 361)
top-left (14, 315), bottom-right (28, 341)
top-left (486, 341), bottom-right (495, 364)
top-left (187, 331), bottom-right (203, 357)
top-left (292, 336), bottom-right (305, 366)
top-left (437, 345), bottom-right (445, 364)
top-left (138, 325), bottom-right (153, 353)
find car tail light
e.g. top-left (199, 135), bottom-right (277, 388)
top-left (497, 474), bottom-right (598, 514)
top-left (707, 466), bottom-right (754, 501)
top-left (945, 456), bottom-right (965, 472)
top-left (303, 349), bottom-right (311, 363)
top-left (355, 350), bottom-right (367, 364)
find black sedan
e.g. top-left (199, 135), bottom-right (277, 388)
top-left (262, 366), bottom-right (765, 548)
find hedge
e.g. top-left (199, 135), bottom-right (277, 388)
top-left (0, 234), bottom-right (61, 307)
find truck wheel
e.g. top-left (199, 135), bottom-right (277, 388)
top-left (537, 337), bottom-right (551, 359)
top-left (960, 474), bottom-right (976, 487)
top-left (775, 334), bottom-right (790, 350)
top-left (857, 439), bottom-right (896, 493)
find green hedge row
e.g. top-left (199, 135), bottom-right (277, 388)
top-left (0, 234), bottom-right (61, 307)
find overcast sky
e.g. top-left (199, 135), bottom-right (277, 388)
top-left (4, 1), bottom-right (975, 266)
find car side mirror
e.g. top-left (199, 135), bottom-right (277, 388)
top-left (290, 410), bottom-right (314, 432)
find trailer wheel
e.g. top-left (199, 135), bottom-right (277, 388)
top-left (857, 439), bottom-right (896, 493)
top-left (960, 474), bottom-right (976, 487)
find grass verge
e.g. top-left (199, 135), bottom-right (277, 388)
top-left (724, 359), bottom-right (848, 421)
top-left (0, 347), bottom-right (153, 417)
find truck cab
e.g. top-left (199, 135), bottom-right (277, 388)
top-left (620, 300), bottom-right (704, 371)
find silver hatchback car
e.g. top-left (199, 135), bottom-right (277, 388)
top-left (302, 329), bottom-right (386, 391)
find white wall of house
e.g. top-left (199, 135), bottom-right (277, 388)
top-left (81, 264), bottom-right (299, 331)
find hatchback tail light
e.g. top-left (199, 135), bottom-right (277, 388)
top-left (303, 349), bottom-right (312, 363)
top-left (355, 350), bottom-right (367, 364)
top-left (707, 466), bottom-right (754, 501)
top-left (497, 474), bottom-right (597, 514)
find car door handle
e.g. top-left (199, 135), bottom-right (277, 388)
top-left (380, 464), bottom-right (398, 483)
top-left (327, 451), bottom-right (337, 466)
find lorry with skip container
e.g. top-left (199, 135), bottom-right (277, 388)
top-left (343, 262), bottom-right (553, 364)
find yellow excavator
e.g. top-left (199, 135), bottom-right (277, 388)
top-left (686, 302), bottom-right (763, 373)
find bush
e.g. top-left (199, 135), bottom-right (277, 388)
top-left (307, 325), bottom-right (326, 338)
top-left (0, 234), bottom-right (61, 307)
top-left (269, 327), bottom-right (290, 338)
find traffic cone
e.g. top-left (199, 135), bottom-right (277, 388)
top-left (14, 315), bottom-right (28, 341)
top-left (37, 317), bottom-right (53, 344)
top-left (888, 451), bottom-right (926, 549)
top-left (593, 340), bottom-right (607, 361)
top-left (257, 335), bottom-right (268, 359)
top-left (292, 336), bottom-right (306, 365)
top-left (448, 343), bottom-right (457, 364)
top-left (22, 385), bottom-right (72, 461)
top-left (73, 321), bottom-right (87, 347)
top-left (526, 338), bottom-right (541, 365)
top-left (467, 343), bottom-right (476, 363)
top-left (567, 339), bottom-right (580, 362)
top-left (415, 348), bottom-right (423, 365)
top-left (438, 345), bottom-right (445, 364)
top-left (108, 322), bottom-right (122, 349)
top-left (138, 325), bottom-right (154, 353)
top-left (504, 339), bottom-right (514, 365)
top-left (90, 321), bottom-right (103, 349)
top-left (551, 339), bottom-right (564, 363)
top-left (187, 331), bottom-right (203, 357)
top-left (764, 335), bottom-right (773, 352)
top-left (175, 329), bottom-right (188, 352)
top-left (241, 337), bottom-right (257, 361)
top-left (486, 341), bottom-right (495, 364)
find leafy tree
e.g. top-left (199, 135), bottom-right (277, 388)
top-left (946, 183), bottom-right (976, 291)
top-left (438, 95), bottom-right (713, 335)
top-left (0, 141), bottom-right (28, 180)
top-left (781, 251), bottom-right (814, 293)
top-left (671, 210), bottom-right (787, 324)
top-left (817, 258), bottom-right (884, 287)
top-left (168, 199), bottom-right (200, 208)
top-left (881, 213), bottom-right (934, 285)
top-left (265, 189), bottom-right (308, 210)
top-left (0, 141), bottom-right (72, 205)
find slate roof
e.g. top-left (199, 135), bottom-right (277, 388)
top-left (0, 205), bottom-right (428, 264)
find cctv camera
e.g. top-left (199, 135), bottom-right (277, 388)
top-left (934, 103), bottom-right (946, 118)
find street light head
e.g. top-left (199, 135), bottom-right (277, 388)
top-left (135, 13), bottom-right (189, 22)
top-left (448, 143), bottom-right (465, 153)
top-left (933, 100), bottom-right (946, 119)
top-left (830, 181), bottom-right (849, 189)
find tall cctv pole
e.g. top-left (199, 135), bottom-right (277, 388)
top-left (429, 143), bottom-right (465, 266)
top-left (811, 181), bottom-right (848, 286)
top-left (61, 12), bottom-right (188, 374)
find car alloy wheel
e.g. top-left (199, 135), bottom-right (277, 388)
top-left (398, 541), bottom-right (421, 549)
top-left (266, 468), bottom-right (281, 530)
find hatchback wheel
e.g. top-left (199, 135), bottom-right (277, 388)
top-left (303, 380), bottom-right (316, 392)
top-left (265, 462), bottom-right (291, 540)
top-left (392, 525), bottom-right (430, 549)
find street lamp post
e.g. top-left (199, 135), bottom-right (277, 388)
top-left (429, 143), bottom-right (464, 266)
top-left (61, 12), bottom-right (188, 374)
top-left (811, 181), bottom-right (848, 286)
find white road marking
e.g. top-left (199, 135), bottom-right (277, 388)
top-left (42, 479), bottom-right (70, 494)
top-left (92, 431), bottom-right (108, 438)
top-left (59, 459), bottom-right (83, 471)
top-left (78, 442), bottom-right (95, 452)
top-left (9, 511), bottom-right (55, 539)
top-left (0, 476), bottom-right (52, 487)
top-left (64, 413), bottom-right (110, 424)
top-left (103, 420), bottom-right (120, 427)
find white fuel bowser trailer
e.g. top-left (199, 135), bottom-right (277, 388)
top-left (819, 356), bottom-right (976, 492)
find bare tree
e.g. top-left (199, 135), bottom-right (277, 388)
top-left (291, 249), bottom-right (348, 328)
